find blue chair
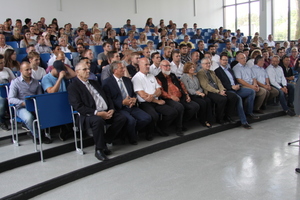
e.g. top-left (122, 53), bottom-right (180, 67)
top-left (140, 44), bottom-right (147, 49)
top-left (39, 53), bottom-right (51, 66)
top-left (117, 36), bottom-right (127, 43)
top-left (65, 52), bottom-right (72, 60)
top-left (0, 83), bottom-right (23, 146)
top-left (25, 92), bottom-right (83, 161)
top-left (16, 54), bottom-right (27, 63)
top-left (6, 41), bottom-right (19, 48)
top-left (89, 45), bottom-right (103, 59)
top-left (14, 48), bottom-right (27, 54)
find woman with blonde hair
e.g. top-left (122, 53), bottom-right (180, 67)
top-left (10, 27), bottom-right (23, 42)
top-left (181, 62), bottom-right (213, 128)
top-left (251, 35), bottom-right (260, 48)
top-left (92, 33), bottom-right (103, 46)
top-left (137, 32), bottom-right (148, 45)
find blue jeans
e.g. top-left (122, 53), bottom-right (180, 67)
top-left (16, 107), bottom-right (37, 137)
top-left (0, 96), bottom-right (7, 123)
top-left (274, 87), bottom-right (289, 111)
top-left (228, 87), bottom-right (255, 124)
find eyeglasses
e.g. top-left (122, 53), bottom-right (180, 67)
top-left (161, 65), bottom-right (171, 67)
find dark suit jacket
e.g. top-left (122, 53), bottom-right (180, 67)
top-left (67, 77), bottom-right (114, 118)
top-left (214, 66), bottom-right (238, 91)
top-left (195, 49), bottom-right (205, 60)
top-left (102, 75), bottom-right (136, 111)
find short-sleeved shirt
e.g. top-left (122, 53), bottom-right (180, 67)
top-left (31, 67), bottom-right (46, 80)
top-left (131, 71), bottom-right (161, 102)
top-left (41, 73), bottom-right (66, 93)
top-left (233, 63), bottom-right (255, 85)
top-left (97, 52), bottom-right (107, 62)
top-left (251, 65), bottom-right (268, 84)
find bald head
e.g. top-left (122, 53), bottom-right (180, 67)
top-left (139, 57), bottom-right (150, 74)
top-left (56, 51), bottom-right (65, 61)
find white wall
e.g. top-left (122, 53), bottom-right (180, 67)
top-left (0, 0), bottom-right (223, 29)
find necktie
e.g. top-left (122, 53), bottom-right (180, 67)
top-left (206, 71), bottom-right (219, 89)
top-left (86, 82), bottom-right (107, 111)
top-left (118, 79), bottom-right (127, 100)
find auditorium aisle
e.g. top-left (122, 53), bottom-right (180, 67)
top-left (32, 116), bottom-right (300, 200)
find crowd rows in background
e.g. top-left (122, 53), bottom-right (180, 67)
top-left (0, 16), bottom-right (300, 161)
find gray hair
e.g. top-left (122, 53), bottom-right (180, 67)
top-left (201, 57), bottom-right (210, 64)
top-left (110, 60), bottom-right (123, 74)
top-left (75, 61), bottom-right (88, 71)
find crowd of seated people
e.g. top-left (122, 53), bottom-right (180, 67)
top-left (0, 16), bottom-right (299, 161)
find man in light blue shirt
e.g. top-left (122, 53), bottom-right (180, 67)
top-left (251, 55), bottom-right (279, 109)
top-left (41, 60), bottom-right (76, 93)
top-left (233, 53), bottom-right (267, 114)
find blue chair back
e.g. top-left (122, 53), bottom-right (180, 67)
top-left (0, 83), bottom-right (9, 98)
top-left (39, 53), bottom-right (51, 66)
top-left (89, 45), bottom-right (104, 59)
top-left (65, 52), bottom-right (72, 60)
top-left (16, 54), bottom-right (27, 63)
top-left (25, 92), bottom-right (73, 129)
top-left (15, 48), bottom-right (27, 54)
top-left (6, 41), bottom-right (19, 48)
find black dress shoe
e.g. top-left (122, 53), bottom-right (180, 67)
top-left (145, 132), bottom-right (153, 141)
top-left (103, 148), bottom-right (112, 155)
top-left (176, 129), bottom-right (184, 137)
top-left (160, 128), bottom-right (171, 136)
top-left (0, 122), bottom-right (10, 131)
top-left (286, 109), bottom-right (296, 117)
top-left (253, 110), bottom-right (264, 114)
top-left (129, 140), bottom-right (138, 145)
top-left (260, 105), bottom-right (267, 110)
top-left (242, 123), bottom-right (252, 129)
top-left (217, 120), bottom-right (228, 125)
top-left (226, 116), bottom-right (236, 124)
top-left (182, 126), bottom-right (188, 131)
top-left (95, 150), bottom-right (109, 161)
top-left (246, 114), bottom-right (260, 120)
top-left (296, 168), bottom-right (300, 173)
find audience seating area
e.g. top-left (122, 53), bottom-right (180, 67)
top-left (0, 17), bottom-right (298, 199)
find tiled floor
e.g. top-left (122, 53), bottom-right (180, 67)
top-left (30, 116), bottom-right (300, 200)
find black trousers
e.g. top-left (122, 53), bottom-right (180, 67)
top-left (85, 112), bottom-right (127, 149)
top-left (139, 102), bottom-right (177, 132)
top-left (190, 95), bottom-right (213, 124)
top-left (207, 92), bottom-right (237, 121)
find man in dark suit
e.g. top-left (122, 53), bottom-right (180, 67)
top-left (195, 40), bottom-right (205, 60)
top-left (215, 54), bottom-right (258, 129)
top-left (102, 61), bottom-right (152, 143)
top-left (68, 61), bottom-right (127, 161)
